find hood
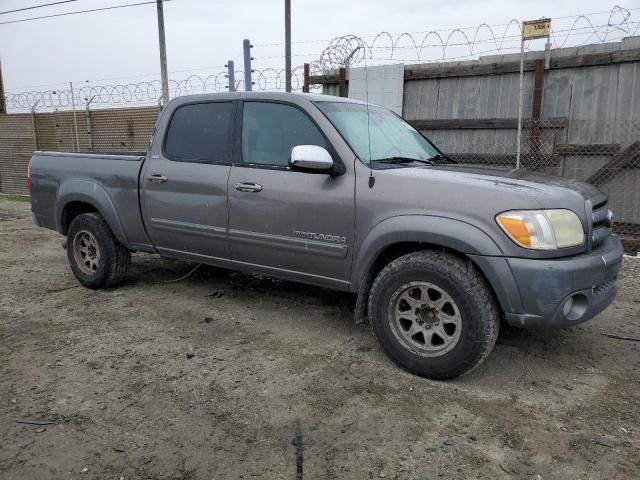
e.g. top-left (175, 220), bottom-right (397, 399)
top-left (363, 161), bottom-right (603, 259)
top-left (378, 163), bottom-right (604, 200)
top-left (406, 163), bottom-right (602, 201)
top-left (372, 162), bottom-right (605, 231)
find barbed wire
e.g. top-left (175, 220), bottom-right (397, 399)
top-left (3, 5), bottom-right (639, 111)
top-left (1, 66), bottom-right (316, 111)
top-left (312, 5), bottom-right (640, 69)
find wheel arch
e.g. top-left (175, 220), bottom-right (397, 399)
top-left (57, 180), bottom-right (128, 246)
top-left (352, 216), bottom-right (519, 323)
top-left (60, 201), bottom-right (98, 234)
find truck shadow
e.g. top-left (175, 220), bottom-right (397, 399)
top-left (126, 255), bottom-right (602, 378)
top-left (108, 254), bottom-right (632, 402)
top-left (127, 256), bottom-right (356, 314)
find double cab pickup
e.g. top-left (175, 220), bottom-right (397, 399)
top-left (29, 92), bottom-right (623, 379)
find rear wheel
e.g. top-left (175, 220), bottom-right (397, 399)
top-left (67, 213), bottom-right (130, 289)
top-left (368, 251), bottom-right (499, 380)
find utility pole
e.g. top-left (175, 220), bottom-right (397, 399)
top-left (243, 39), bottom-right (253, 91)
top-left (284, 0), bottom-right (291, 92)
top-left (0, 60), bottom-right (6, 114)
top-left (156, 0), bottom-right (169, 105)
top-left (227, 61), bottom-right (236, 92)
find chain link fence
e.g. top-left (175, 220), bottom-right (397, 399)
top-left (419, 119), bottom-right (640, 251)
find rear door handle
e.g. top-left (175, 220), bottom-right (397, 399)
top-left (147, 174), bottom-right (168, 183)
top-left (234, 182), bottom-right (262, 193)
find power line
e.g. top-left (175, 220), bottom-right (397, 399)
top-left (0, 0), bottom-right (80, 16)
top-left (0, 0), bottom-right (171, 26)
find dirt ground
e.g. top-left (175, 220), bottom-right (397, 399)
top-left (1, 198), bottom-right (639, 480)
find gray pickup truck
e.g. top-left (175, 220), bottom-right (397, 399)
top-left (29, 92), bottom-right (623, 379)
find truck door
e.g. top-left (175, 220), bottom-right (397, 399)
top-left (141, 100), bottom-right (235, 264)
top-left (227, 100), bottom-right (355, 288)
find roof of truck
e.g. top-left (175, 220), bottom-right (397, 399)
top-left (165, 90), bottom-right (371, 106)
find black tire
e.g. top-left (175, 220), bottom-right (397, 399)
top-left (66, 213), bottom-right (130, 289)
top-left (368, 251), bottom-right (499, 380)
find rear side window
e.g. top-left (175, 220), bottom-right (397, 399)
top-left (164, 102), bottom-right (233, 163)
top-left (242, 102), bottom-right (326, 167)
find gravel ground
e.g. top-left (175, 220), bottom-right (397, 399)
top-left (1, 197), bottom-right (639, 480)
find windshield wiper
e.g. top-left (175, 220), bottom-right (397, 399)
top-left (372, 156), bottom-right (435, 166)
top-left (431, 153), bottom-right (455, 164)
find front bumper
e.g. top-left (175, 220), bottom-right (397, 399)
top-left (501, 236), bottom-right (623, 327)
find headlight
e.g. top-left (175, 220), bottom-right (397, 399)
top-left (496, 209), bottom-right (584, 250)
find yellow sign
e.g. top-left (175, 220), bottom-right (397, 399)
top-left (522, 18), bottom-right (551, 40)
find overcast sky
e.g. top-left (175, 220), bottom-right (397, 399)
top-left (0, 0), bottom-right (638, 92)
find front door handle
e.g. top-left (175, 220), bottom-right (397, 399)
top-left (234, 182), bottom-right (262, 193)
top-left (147, 174), bottom-right (168, 183)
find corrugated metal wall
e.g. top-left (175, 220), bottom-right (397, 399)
top-left (89, 106), bottom-right (159, 152)
top-left (403, 71), bottom-right (530, 155)
top-left (35, 110), bottom-right (88, 152)
top-left (400, 39), bottom-right (640, 234)
top-left (0, 106), bottom-right (159, 195)
top-left (0, 113), bottom-right (35, 194)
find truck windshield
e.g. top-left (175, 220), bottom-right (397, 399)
top-left (316, 101), bottom-right (447, 167)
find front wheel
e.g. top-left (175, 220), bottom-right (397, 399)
top-left (67, 213), bottom-right (130, 289)
top-left (368, 251), bottom-right (499, 380)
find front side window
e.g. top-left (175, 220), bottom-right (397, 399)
top-left (316, 101), bottom-right (444, 167)
top-left (164, 102), bottom-right (233, 163)
top-left (242, 102), bottom-right (326, 167)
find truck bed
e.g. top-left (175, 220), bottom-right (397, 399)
top-left (30, 150), bottom-right (151, 250)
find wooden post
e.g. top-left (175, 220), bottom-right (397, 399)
top-left (302, 63), bottom-right (310, 93)
top-left (531, 60), bottom-right (545, 120)
top-left (586, 141), bottom-right (640, 186)
top-left (528, 59), bottom-right (545, 168)
top-left (338, 67), bottom-right (346, 97)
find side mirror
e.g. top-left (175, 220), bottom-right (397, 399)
top-left (289, 145), bottom-right (334, 174)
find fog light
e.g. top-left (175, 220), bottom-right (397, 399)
top-left (562, 297), bottom-right (574, 317)
top-left (562, 294), bottom-right (588, 321)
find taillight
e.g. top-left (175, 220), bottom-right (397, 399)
top-left (27, 160), bottom-right (32, 194)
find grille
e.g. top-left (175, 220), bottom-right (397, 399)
top-left (591, 198), bottom-right (612, 248)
